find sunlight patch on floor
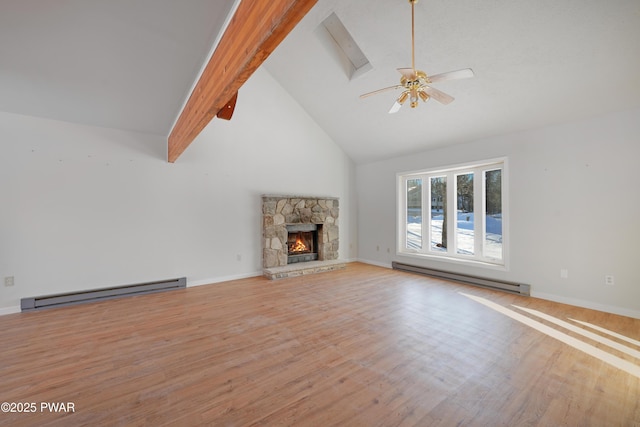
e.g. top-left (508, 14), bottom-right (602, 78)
top-left (459, 292), bottom-right (640, 379)
top-left (569, 318), bottom-right (640, 347)
top-left (512, 305), bottom-right (640, 359)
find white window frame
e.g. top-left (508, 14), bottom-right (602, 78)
top-left (397, 157), bottom-right (509, 270)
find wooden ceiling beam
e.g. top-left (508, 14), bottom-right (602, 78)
top-left (167, 0), bottom-right (317, 163)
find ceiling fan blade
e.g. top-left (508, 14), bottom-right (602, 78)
top-left (389, 101), bottom-right (403, 114)
top-left (428, 68), bottom-right (474, 84)
top-left (397, 68), bottom-right (416, 78)
top-left (360, 85), bottom-right (402, 99)
top-left (424, 86), bottom-right (455, 105)
top-left (389, 91), bottom-right (409, 114)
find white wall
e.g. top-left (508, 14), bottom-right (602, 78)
top-left (357, 108), bottom-right (640, 318)
top-left (0, 67), bottom-right (357, 313)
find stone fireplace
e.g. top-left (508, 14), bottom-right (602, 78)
top-left (262, 195), bottom-right (344, 279)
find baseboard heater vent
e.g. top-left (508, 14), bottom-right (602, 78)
top-left (21, 277), bottom-right (187, 312)
top-left (392, 262), bottom-right (530, 296)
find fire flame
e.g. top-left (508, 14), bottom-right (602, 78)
top-left (290, 237), bottom-right (308, 253)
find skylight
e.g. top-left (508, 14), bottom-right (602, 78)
top-left (320, 12), bottom-right (372, 80)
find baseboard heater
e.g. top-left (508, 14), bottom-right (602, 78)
top-left (20, 277), bottom-right (187, 312)
top-left (392, 262), bottom-right (530, 296)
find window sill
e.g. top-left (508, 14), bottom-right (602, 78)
top-left (397, 251), bottom-right (508, 272)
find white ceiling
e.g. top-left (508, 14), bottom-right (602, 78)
top-left (264, 0), bottom-right (640, 163)
top-left (1, 0), bottom-right (639, 164)
top-left (0, 0), bottom-right (236, 136)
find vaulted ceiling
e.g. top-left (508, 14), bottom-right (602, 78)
top-left (2, 0), bottom-right (639, 165)
top-left (265, 0), bottom-right (640, 163)
top-left (0, 0), bottom-right (237, 137)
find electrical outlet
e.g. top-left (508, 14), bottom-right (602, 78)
top-left (236, 254), bottom-right (242, 262)
top-left (560, 269), bottom-right (568, 279)
top-left (605, 275), bottom-right (615, 286)
top-left (4, 276), bottom-right (14, 287)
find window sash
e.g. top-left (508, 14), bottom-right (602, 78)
top-left (398, 159), bottom-right (506, 268)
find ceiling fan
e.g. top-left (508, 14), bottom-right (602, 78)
top-left (360, 0), bottom-right (474, 113)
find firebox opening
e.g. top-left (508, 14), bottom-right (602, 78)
top-left (286, 224), bottom-right (320, 264)
top-left (288, 231), bottom-right (313, 254)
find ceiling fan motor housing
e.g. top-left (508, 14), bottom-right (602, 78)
top-left (400, 71), bottom-right (430, 108)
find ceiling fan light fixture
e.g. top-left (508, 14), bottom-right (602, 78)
top-left (418, 91), bottom-right (429, 103)
top-left (410, 91), bottom-right (419, 108)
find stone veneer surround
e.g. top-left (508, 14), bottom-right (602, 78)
top-left (262, 195), bottom-right (340, 271)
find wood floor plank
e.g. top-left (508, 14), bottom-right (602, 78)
top-left (0, 262), bottom-right (638, 426)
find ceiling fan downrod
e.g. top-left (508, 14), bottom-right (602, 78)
top-left (409, 0), bottom-right (418, 72)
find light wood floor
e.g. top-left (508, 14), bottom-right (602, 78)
top-left (0, 263), bottom-right (638, 426)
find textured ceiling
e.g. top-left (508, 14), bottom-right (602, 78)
top-left (264, 0), bottom-right (640, 164)
top-left (0, 0), bottom-right (236, 136)
top-left (1, 0), bottom-right (639, 165)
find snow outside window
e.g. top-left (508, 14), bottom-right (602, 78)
top-left (397, 158), bottom-right (508, 269)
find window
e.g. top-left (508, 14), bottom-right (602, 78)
top-left (398, 158), bottom-right (507, 268)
